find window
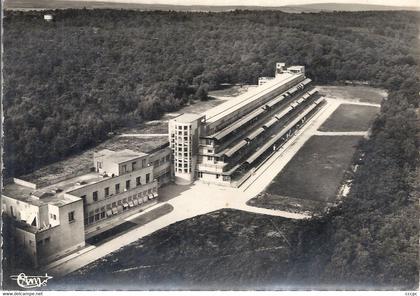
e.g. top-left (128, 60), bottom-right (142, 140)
top-left (208, 149), bottom-right (213, 153)
top-left (136, 176), bottom-right (141, 186)
top-left (216, 174), bottom-right (220, 179)
top-left (81, 195), bottom-right (87, 204)
top-left (94, 213), bottom-right (100, 221)
top-left (115, 183), bottom-right (120, 194)
top-left (93, 191), bottom-right (98, 202)
top-left (126, 180), bottom-right (131, 190)
top-left (122, 164), bottom-right (127, 173)
top-left (184, 168), bottom-right (188, 173)
top-left (132, 162), bottom-right (136, 171)
top-left (97, 161), bottom-right (102, 169)
top-left (146, 173), bottom-right (150, 184)
top-left (207, 156), bottom-right (213, 161)
top-left (50, 214), bottom-right (57, 220)
top-left (45, 237), bottom-right (50, 243)
top-left (68, 211), bottom-right (75, 223)
top-left (104, 187), bottom-right (109, 197)
top-left (142, 159), bottom-right (146, 168)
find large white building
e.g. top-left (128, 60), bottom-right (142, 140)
top-left (169, 62), bottom-right (324, 186)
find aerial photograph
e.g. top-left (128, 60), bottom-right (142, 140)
top-left (1, 0), bottom-right (419, 292)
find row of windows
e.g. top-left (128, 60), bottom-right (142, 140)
top-left (120, 159), bottom-right (147, 173)
top-left (84, 188), bottom-right (157, 226)
top-left (176, 152), bottom-right (192, 158)
top-left (176, 136), bottom-right (191, 141)
top-left (81, 174), bottom-right (151, 204)
top-left (152, 155), bottom-right (170, 168)
top-left (175, 168), bottom-right (191, 173)
top-left (177, 131), bottom-right (189, 135)
top-left (44, 211), bottom-right (74, 224)
top-left (197, 172), bottom-right (230, 181)
top-left (36, 236), bottom-right (50, 246)
top-left (174, 125), bottom-right (191, 130)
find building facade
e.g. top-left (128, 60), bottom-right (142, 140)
top-left (2, 147), bottom-right (172, 266)
top-left (169, 62), bottom-right (324, 186)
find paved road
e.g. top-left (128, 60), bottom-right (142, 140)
top-left (46, 96), bottom-right (374, 277)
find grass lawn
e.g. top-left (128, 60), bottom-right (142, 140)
top-left (86, 204), bottom-right (174, 246)
top-left (51, 209), bottom-right (302, 290)
top-left (318, 104), bottom-right (380, 132)
top-left (317, 85), bottom-right (387, 104)
top-left (249, 136), bottom-right (361, 213)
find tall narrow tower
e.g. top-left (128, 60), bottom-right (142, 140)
top-left (168, 114), bottom-right (205, 185)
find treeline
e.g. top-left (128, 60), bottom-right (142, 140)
top-left (3, 9), bottom-right (420, 289)
top-left (3, 9), bottom-right (419, 177)
top-left (287, 84), bottom-right (419, 288)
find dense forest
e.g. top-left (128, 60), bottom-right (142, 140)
top-left (3, 9), bottom-right (419, 177)
top-left (3, 9), bottom-right (419, 289)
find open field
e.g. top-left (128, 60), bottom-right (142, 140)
top-left (248, 136), bottom-right (362, 211)
top-left (52, 209), bottom-right (301, 290)
top-left (318, 104), bottom-right (380, 132)
top-left (317, 85), bottom-right (387, 104)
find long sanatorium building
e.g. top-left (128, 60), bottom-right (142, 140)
top-left (2, 62), bottom-right (324, 267)
top-left (169, 62), bottom-right (324, 186)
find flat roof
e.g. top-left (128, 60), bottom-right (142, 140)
top-left (4, 170), bottom-right (112, 207)
top-left (204, 72), bottom-right (299, 124)
top-left (288, 66), bottom-right (304, 70)
top-left (16, 137), bottom-right (169, 189)
top-left (172, 113), bottom-right (204, 123)
top-left (95, 148), bottom-right (147, 164)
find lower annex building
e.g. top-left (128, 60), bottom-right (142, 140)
top-left (2, 62), bottom-right (325, 267)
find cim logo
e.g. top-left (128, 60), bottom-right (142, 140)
top-left (10, 273), bottom-right (53, 288)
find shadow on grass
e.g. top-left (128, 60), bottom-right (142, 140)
top-left (86, 203), bottom-right (174, 246)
